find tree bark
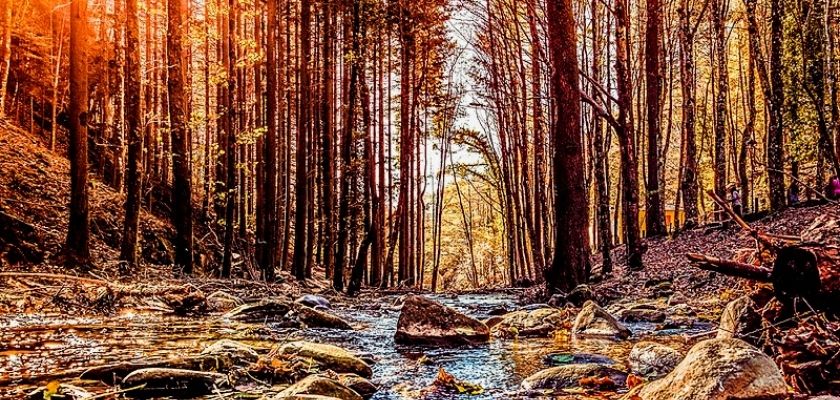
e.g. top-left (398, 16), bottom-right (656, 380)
top-left (546, 0), bottom-right (591, 292)
top-left (66, 0), bottom-right (92, 269)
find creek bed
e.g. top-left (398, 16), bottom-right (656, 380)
top-left (0, 293), bottom-right (709, 399)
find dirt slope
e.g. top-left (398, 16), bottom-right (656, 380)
top-left (0, 119), bottom-right (176, 274)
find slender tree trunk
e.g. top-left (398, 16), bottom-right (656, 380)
top-left (119, 0), bottom-right (144, 270)
top-left (66, 0), bottom-right (91, 269)
top-left (0, 0), bottom-right (12, 117)
top-left (645, 0), bottom-right (666, 236)
top-left (616, 0), bottom-right (644, 269)
top-left (293, 0), bottom-right (312, 280)
top-left (712, 0), bottom-right (729, 206)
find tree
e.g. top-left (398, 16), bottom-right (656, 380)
top-left (119, 0), bottom-right (144, 269)
top-left (768, 0), bottom-right (786, 209)
top-left (711, 0), bottom-right (729, 204)
top-left (259, 0), bottom-right (280, 282)
top-left (166, 0), bottom-right (193, 274)
top-left (0, 0), bottom-right (12, 117)
top-left (546, 0), bottom-right (590, 292)
top-left (615, 0), bottom-right (645, 269)
top-left (645, 0), bottom-right (666, 236)
top-left (293, 0), bottom-right (312, 280)
top-left (66, 0), bottom-right (91, 269)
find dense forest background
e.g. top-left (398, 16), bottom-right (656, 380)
top-left (0, 0), bottom-right (837, 292)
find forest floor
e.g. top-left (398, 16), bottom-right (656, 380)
top-left (0, 119), bottom-right (837, 398)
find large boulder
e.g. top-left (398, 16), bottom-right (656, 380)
top-left (200, 339), bottom-right (260, 363)
top-left (394, 295), bottom-right (490, 345)
top-left (628, 342), bottom-right (683, 379)
top-left (274, 375), bottom-right (362, 400)
top-left (617, 305), bottom-right (667, 323)
top-left (273, 341), bottom-right (372, 378)
top-left (491, 308), bottom-right (570, 338)
top-left (293, 303), bottom-right (353, 330)
top-left (222, 299), bottom-right (292, 322)
top-left (295, 294), bottom-right (331, 309)
top-left (717, 296), bottom-right (762, 345)
top-left (338, 374), bottom-right (377, 399)
top-left (631, 338), bottom-right (787, 400)
top-left (567, 285), bottom-right (595, 307)
top-left (572, 301), bottom-right (631, 339)
top-left (521, 363), bottom-right (627, 391)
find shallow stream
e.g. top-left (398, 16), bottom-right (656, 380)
top-left (0, 292), bottom-right (709, 399)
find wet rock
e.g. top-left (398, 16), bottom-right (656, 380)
top-left (394, 295), bottom-right (490, 345)
top-left (293, 303), bottom-right (353, 330)
top-left (572, 301), bottom-right (631, 339)
top-left (543, 352), bottom-right (616, 366)
top-left (487, 306), bottom-right (508, 316)
top-left (274, 375), bottom-right (362, 400)
top-left (630, 338), bottom-right (787, 400)
top-left (274, 341), bottom-right (372, 378)
top-left (222, 298), bottom-right (292, 322)
top-left (628, 342), bottom-right (683, 378)
top-left (618, 307), bottom-right (667, 323)
top-left (567, 285), bottom-right (594, 307)
top-left (521, 363), bottom-right (627, 391)
top-left (339, 374), bottom-right (378, 399)
top-left (296, 294), bottom-right (331, 309)
top-left (201, 339), bottom-right (260, 363)
top-left (121, 368), bottom-right (225, 398)
top-left (27, 383), bottom-right (91, 400)
top-left (206, 290), bottom-right (243, 311)
top-left (483, 315), bottom-right (504, 329)
top-left (717, 296), bottom-right (762, 345)
top-left (547, 293), bottom-right (568, 308)
top-left (647, 280), bottom-right (673, 298)
top-left (491, 308), bottom-right (570, 338)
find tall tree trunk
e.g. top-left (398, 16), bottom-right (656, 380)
top-left (546, 0), bottom-right (591, 292)
top-left (591, 0), bottom-right (613, 273)
top-left (616, 0), bottom-right (644, 269)
top-left (167, 0), bottom-right (193, 274)
top-left (293, 0), bottom-right (312, 280)
top-left (320, 0), bottom-right (335, 281)
top-left (66, 0), bottom-right (91, 268)
top-left (260, 0), bottom-right (279, 282)
top-left (768, 0), bottom-right (786, 209)
top-left (645, 0), bottom-right (666, 236)
top-left (712, 0), bottom-right (729, 206)
top-left (119, 0), bottom-right (144, 270)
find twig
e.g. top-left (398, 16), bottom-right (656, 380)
top-left (705, 190), bottom-right (795, 250)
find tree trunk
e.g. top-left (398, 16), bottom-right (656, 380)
top-left (645, 0), bottom-right (666, 236)
top-left (293, 0), bottom-right (312, 280)
top-left (66, 0), bottom-right (91, 268)
top-left (167, 0), bottom-right (194, 274)
top-left (546, 0), bottom-right (591, 292)
top-left (119, 0), bottom-right (144, 270)
top-left (616, 0), bottom-right (644, 269)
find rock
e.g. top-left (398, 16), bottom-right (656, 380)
top-left (487, 306), bottom-right (508, 316)
top-left (296, 294), bottom-right (331, 309)
top-left (572, 301), bottom-right (631, 339)
top-left (338, 374), bottom-right (377, 399)
top-left (667, 292), bottom-right (689, 306)
top-left (547, 293), bottom-right (568, 308)
top-left (628, 342), bottom-right (683, 378)
top-left (491, 308), bottom-right (570, 338)
top-left (200, 339), bottom-right (259, 363)
top-left (567, 285), bottom-right (594, 307)
top-left (274, 341), bottom-right (372, 378)
top-left (717, 296), bottom-right (762, 345)
top-left (521, 363), bottom-right (627, 391)
top-left (121, 368), bottom-right (225, 397)
top-left (631, 338), bottom-right (787, 400)
top-left (394, 295), bottom-right (490, 345)
top-left (222, 299), bottom-right (292, 322)
top-left (27, 384), bottom-right (91, 400)
top-left (543, 352), bottom-right (616, 366)
top-left (275, 396), bottom-right (342, 400)
top-left (519, 303), bottom-right (552, 311)
top-left (293, 303), bottom-right (353, 330)
top-left (483, 316), bottom-right (504, 329)
top-left (274, 375), bottom-right (362, 400)
top-left (618, 307), bottom-right (667, 323)
top-left (206, 290), bottom-right (243, 311)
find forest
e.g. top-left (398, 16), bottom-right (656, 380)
top-left (0, 0), bottom-right (839, 398)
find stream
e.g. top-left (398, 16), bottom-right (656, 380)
top-left (0, 292), bottom-right (710, 399)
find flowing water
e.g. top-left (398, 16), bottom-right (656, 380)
top-left (0, 293), bottom-right (710, 399)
